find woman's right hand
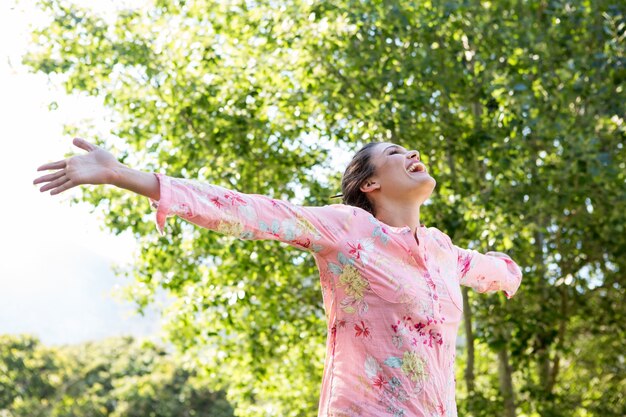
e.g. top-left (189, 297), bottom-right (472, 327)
top-left (33, 137), bottom-right (123, 195)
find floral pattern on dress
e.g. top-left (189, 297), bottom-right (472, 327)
top-left (364, 355), bottom-right (410, 415)
top-left (216, 219), bottom-right (253, 239)
top-left (346, 238), bottom-right (375, 265)
top-left (328, 252), bottom-right (370, 316)
top-left (368, 215), bottom-right (391, 245)
top-left (149, 173), bottom-right (524, 417)
top-left (391, 315), bottom-right (444, 349)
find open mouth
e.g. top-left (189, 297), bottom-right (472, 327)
top-left (406, 162), bottom-right (427, 174)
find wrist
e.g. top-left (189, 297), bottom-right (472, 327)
top-left (109, 163), bottom-right (161, 200)
top-left (110, 162), bottom-right (130, 187)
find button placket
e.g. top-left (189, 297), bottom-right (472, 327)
top-left (403, 229), bottom-right (442, 322)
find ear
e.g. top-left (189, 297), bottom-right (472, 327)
top-left (360, 179), bottom-right (380, 194)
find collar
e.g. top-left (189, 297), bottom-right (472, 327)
top-left (379, 221), bottom-right (427, 235)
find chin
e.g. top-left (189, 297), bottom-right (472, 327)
top-left (429, 176), bottom-right (437, 190)
top-left (419, 175), bottom-right (436, 189)
top-left (420, 177), bottom-right (437, 198)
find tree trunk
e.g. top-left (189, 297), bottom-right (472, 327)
top-left (534, 227), bottom-right (554, 392)
top-left (498, 344), bottom-right (516, 417)
top-left (444, 120), bottom-right (475, 395)
top-left (546, 285), bottom-right (568, 393)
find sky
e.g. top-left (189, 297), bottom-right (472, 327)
top-left (0, 0), bottom-right (357, 348)
top-left (0, 0), bottom-right (165, 346)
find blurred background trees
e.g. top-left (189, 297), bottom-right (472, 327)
top-left (0, 334), bottom-right (234, 416)
top-left (12, 0), bottom-right (626, 416)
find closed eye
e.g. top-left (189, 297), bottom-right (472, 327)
top-left (387, 147), bottom-right (406, 156)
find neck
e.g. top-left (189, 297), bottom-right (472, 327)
top-left (374, 200), bottom-right (422, 233)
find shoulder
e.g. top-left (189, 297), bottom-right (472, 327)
top-left (425, 225), bottom-right (455, 249)
top-left (303, 203), bottom-right (376, 238)
top-left (306, 203), bottom-right (372, 220)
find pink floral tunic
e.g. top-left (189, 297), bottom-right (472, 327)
top-left (149, 173), bottom-right (523, 417)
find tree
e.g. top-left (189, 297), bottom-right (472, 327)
top-left (0, 334), bottom-right (234, 416)
top-left (24, 0), bottom-right (625, 415)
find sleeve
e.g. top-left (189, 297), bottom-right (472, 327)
top-left (455, 246), bottom-right (523, 299)
top-left (147, 173), bottom-right (347, 253)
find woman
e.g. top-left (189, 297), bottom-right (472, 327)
top-left (34, 138), bottom-right (522, 417)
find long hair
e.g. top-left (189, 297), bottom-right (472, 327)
top-left (340, 142), bottom-right (380, 215)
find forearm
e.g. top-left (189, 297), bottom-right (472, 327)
top-left (111, 163), bottom-right (160, 201)
top-left (458, 248), bottom-right (522, 298)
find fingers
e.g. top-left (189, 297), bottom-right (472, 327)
top-left (73, 137), bottom-right (96, 152)
top-left (33, 169), bottom-right (65, 185)
top-left (50, 178), bottom-right (76, 195)
top-left (37, 159), bottom-right (67, 171)
top-left (37, 138), bottom-right (94, 171)
top-left (39, 175), bottom-right (70, 193)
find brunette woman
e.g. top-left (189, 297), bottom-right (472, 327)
top-left (34, 138), bottom-right (522, 417)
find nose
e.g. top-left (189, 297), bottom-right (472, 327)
top-left (406, 150), bottom-right (420, 161)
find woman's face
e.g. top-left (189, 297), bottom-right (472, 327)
top-left (364, 142), bottom-right (436, 203)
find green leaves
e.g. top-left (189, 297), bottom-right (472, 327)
top-left (23, 0), bottom-right (626, 415)
top-left (0, 335), bottom-right (234, 417)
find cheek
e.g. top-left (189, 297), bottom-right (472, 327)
top-left (380, 157), bottom-right (403, 173)
top-left (379, 164), bottom-right (403, 182)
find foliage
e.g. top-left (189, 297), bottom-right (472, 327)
top-left (0, 334), bottom-right (234, 417)
top-left (22, 0), bottom-right (625, 416)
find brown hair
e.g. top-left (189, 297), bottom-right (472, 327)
top-left (339, 142), bottom-right (381, 215)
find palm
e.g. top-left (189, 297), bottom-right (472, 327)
top-left (66, 147), bottom-right (119, 185)
top-left (34, 138), bottom-right (121, 195)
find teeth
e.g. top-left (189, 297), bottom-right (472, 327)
top-left (407, 162), bottom-right (423, 173)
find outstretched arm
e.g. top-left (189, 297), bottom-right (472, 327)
top-left (431, 228), bottom-right (523, 299)
top-left (456, 246), bottom-right (523, 299)
top-left (34, 138), bottom-right (346, 252)
top-left (145, 172), bottom-right (342, 253)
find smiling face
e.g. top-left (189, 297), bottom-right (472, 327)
top-left (360, 142), bottom-right (437, 205)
